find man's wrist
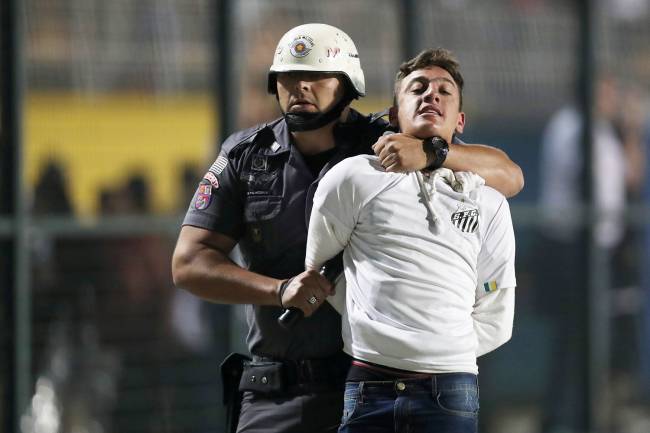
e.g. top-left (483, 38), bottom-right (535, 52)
top-left (423, 136), bottom-right (449, 170)
top-left (277, 278), bottom-right (293, 308)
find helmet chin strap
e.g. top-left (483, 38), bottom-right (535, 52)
top-left (283, 95), bottom-right (353, 132)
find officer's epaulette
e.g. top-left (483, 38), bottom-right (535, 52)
top-left (219, 117), bottom-right (284, 156)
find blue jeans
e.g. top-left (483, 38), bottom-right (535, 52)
top-left (338, 373), bottom-right (479, 433)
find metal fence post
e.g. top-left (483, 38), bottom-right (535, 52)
top-left (577, 0), bottom-right (611, 431)
top-left (217, 0), bottom-right (237, 143)
top-left (400, 0), bottom-right (419, 60)
top-left (1, 0), bottom-right (30, 432)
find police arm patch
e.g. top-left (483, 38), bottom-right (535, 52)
top-left (194, 180), bottom-right (213, 210)
top-left (203, 171), bottom-right (220, 188)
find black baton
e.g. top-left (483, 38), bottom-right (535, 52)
top-left (277, 253), bottom-right (343, 329)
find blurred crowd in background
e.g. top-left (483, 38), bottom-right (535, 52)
top-left (2, 0), bottom-right (650, 432)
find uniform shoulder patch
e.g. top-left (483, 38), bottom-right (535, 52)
top-left (203, 171), bottom-right (220, 188)
top-left (194, 180), bottom-right (213, 210)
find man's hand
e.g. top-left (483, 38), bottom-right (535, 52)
top-left (279, 270), bottom-right (334, 317)
top-left (372, 133), bottom-right (429, 172)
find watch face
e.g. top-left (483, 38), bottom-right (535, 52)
top-left (427, 136), bottom-right (449, 170)
top-left (431, 136), bottom-right (449, 150)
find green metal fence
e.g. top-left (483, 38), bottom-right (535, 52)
top-left (2, 1), bottom-right (649, 432)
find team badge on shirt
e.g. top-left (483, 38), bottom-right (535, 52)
top-left (194, 181), bottom-right (213, 210)
top-left (451, 207), bottom-right (479, 233)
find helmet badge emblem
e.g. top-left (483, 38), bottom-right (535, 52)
top-left (289, 36), bottom-right (314, 58)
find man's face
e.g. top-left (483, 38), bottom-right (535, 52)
top-left (276, 72), bottom-right (344, 115)
top-left (393, 66), bottom-right (465, 141)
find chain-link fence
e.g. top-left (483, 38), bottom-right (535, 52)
top-left (2, 0), bottom-right (650, 432)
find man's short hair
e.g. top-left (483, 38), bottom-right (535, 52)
top-left (394, 48), bottom-right (464, 110)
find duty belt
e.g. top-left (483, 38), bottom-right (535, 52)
top-left (242, 353), bottom-right (351, 393)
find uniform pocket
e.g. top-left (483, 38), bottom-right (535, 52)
top-left (243, 195), bottom-right (283, 222)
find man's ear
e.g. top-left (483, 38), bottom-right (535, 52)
top-left (455, 112), bottom-right (465, 134)
top-left (389, 106), bottom-right (399, 128)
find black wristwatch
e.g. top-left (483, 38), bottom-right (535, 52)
top-left (423, 136), bottom-right (449, 170)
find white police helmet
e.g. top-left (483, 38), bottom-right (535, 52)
top-left (268, 23), bottom-right (365, 98)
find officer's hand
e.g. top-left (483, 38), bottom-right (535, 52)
top-left (279, 270), bottom-right (333, 317)
top-left (372, 133), bottom-right (429, 172)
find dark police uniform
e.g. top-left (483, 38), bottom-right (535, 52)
top-left (182, 109), bottom-right (386, 433)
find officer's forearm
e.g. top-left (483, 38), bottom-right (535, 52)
top-left (444, 143), bottom-right (524, 198)
top-left (172, 230), bottom-right (281, 306)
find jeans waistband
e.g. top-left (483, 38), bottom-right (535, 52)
top-left (348, 372), bottom-right (478, 395)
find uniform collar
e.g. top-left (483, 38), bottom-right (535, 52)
top-left (254, 118), bottom-right (290, 155)
top-left (265, 108), bottom-right (374, 153)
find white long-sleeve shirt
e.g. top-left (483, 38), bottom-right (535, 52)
top-left (305, 155), bottom-right (516, 374)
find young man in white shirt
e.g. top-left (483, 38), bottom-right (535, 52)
top-left (305, 48), bottom-right (517, 433)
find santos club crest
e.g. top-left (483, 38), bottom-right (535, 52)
top-left (451, 208), bottom-right (479, 233)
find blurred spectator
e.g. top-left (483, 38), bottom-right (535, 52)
top-left (537, 75), bottom-right (647, 432)
top-left (610, 83), bottom-right (648, 377)
top-left (96, 173), bottom-right (171, 321)
top-left (99, 174), bottom-right (151, 216)
top-left (31, 161), bottom-right (73, 293)
top-left (29, 162), bottom-right (121, 432)
top-left (32, 161), bottom-right (73, 216)
top-left (125, 175), bottom-right (150, 214)
top-left (31, 160), bottom-right (75, 360)
top-left (98, 187), bottom-right (119, 215)
top-left (94, 173), bottom-right (224, 431)
top-left (617, 84), bottom-right (648, 199)
top-left (608, 84), bottom-right (649, 429)
top-left (540, 75), bottom-right (630, 249)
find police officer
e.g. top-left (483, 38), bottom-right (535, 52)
top-left (172, 23), bottom-right (523, 433)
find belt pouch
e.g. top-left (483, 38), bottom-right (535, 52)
top-left (239, 361), bottom-right (285, 394)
